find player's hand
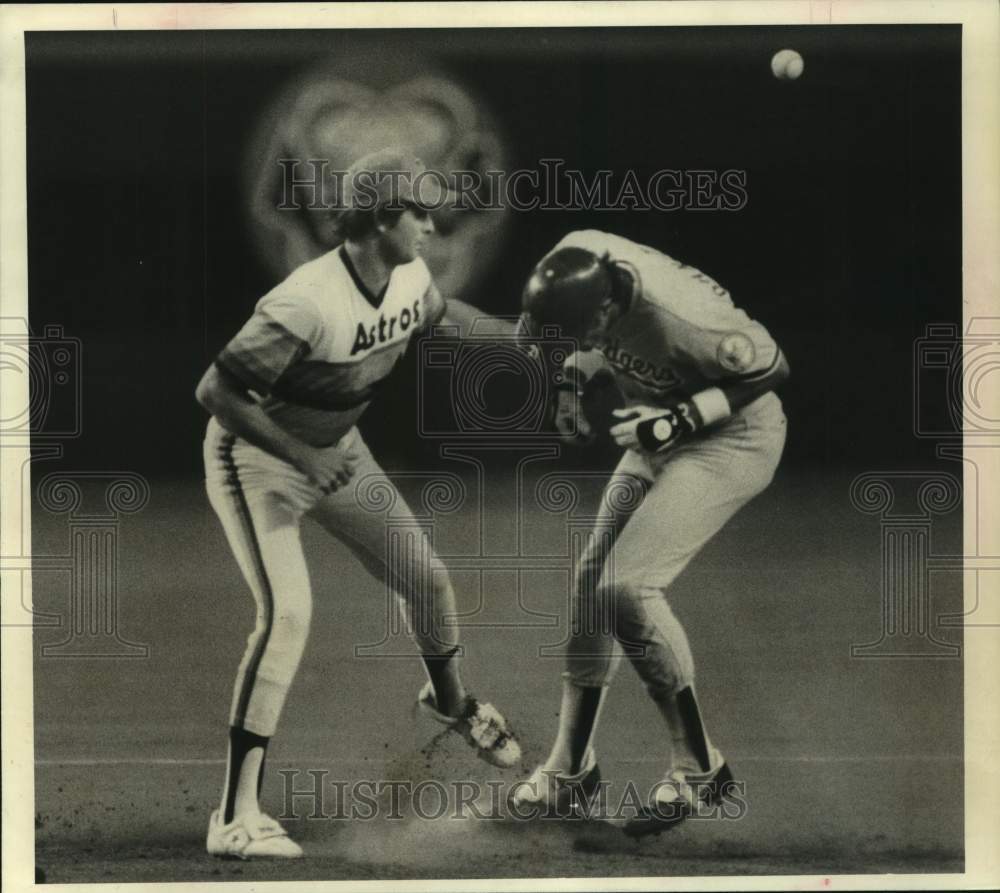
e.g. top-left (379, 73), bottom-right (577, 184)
top-left (609, 406), bottom-right (662, 450)
top-left (609, 403), bottom-right (699, 453)
top-left (554, 388), bottom-right (593, 444)
top-left (294, 444), bottom-right (359, 494)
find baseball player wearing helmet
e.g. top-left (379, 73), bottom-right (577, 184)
top-left (511, 230), bottom-right (789, 837)
top-left (196, 149), bottom-right (520, 859)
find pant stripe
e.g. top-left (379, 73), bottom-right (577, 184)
top-left (219, 433), bottom-right (275, 730)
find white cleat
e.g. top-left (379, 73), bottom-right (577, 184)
top-left (508, 748), bottom-right (602, 816)
top-left (417, 681), bottom-right (522, 768)
top-left (206, 809), bottom-right (303, 860)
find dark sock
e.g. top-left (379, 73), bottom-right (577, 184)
top-left (569, 686), bottom-right (604, 774)
top-left (223, 726), bottom-right (270, 823)
top-left (675, 686), bottom-right (712, 773)
top-left (421, 646), bottom-right (462, 714)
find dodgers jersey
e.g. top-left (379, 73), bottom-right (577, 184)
top-left (215, 245), bottom-right (445, 447)
top-left (556, 230), bottom-right (781, 408)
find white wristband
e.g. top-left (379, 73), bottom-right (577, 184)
top-left (691, 387), bottom-right (732, 427)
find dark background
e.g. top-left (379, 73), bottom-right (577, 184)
top-left (25, 26), bottom-right (961, 475)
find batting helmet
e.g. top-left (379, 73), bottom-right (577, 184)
top-left (521, 246), bottom-right (615, 339)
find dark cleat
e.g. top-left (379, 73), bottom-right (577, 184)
top-left (623, 762), bottom-right (736, 839)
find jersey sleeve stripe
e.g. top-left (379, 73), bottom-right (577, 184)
top-left (726, 348), bottom-right (783, 383)
top-left (214, 353), bottom-right (273, 395)
top-left (216, 322), bottom-right (309, 394)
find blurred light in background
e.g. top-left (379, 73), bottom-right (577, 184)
top-left (245, 53), bottom-right (511, 299)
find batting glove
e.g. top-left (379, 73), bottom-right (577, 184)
top-left (609, 402), bottom-right (700, 453)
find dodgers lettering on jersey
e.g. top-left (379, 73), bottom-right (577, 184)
top-left (215, 245), bottom-right (446, 446)
top-left (555, 230), bottom-right (779, 406)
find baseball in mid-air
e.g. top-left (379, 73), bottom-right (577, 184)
top-left (771, 48), bottom-right (805, 80)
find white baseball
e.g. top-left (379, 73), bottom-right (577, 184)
top-left (771, 48), bottom-right (805, 81)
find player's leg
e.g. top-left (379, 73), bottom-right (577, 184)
top-left (543, 455), bottom-right (651, 775)
top-left (613, 414), bottom-right (784, 773)
top-left (605, 413), bottom-right (786, 834)
top-left (511, 455), bottom-right (650, 811)
top-left (306, 430), bottom-right (464, 705)
top-left (210, 493), bottom-right (312, 817)
top-left (203, 424), bottom-right (317, 857)
top-left (306, 429), bottom-right (520, 766)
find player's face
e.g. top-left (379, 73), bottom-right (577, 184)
top-left (579, 299), bottom-right (618, 349)
top-left (579, 265), bottom-right (633, 347)
top-left (380, 204), bottom-right (435, 265)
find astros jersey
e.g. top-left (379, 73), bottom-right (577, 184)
top-left (555, 230), bottom-right (780, 407)
top-left (215, 246), bottom-right (446, 447)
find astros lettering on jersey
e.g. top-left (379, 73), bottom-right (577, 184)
top-left (553, 230), bottom-right (780, 408)
top-left (215, 245), bottom-right (446, 446)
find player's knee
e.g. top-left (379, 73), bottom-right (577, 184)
top-left (611, 585), bottom-right (695, 694)
top-left (563, 659), bottom-right (616, 689)
top-left (607, 582), bottom-right (659, 652)
top-left (629, 644), bottom-right (693, 698)
top-left (424, 566), bottom-right (454, 606)
top-left (271, 600), bottom-right (313, 648)
top-left (599, 580), bottom-right (642, 628)
top-left (570, 579), bottom-right (618, 637)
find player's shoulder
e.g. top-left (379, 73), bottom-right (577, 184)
top-left (631, 250), bottom-right (749, 332)
top-left (255, 249), bottom-right (343, 317)
top-left (393, 255), bottom-right (433, 290)
top-left (290, 247), bottom-right (348, 289)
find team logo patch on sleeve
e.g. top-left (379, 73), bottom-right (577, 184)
top-left (717, 332), bottom-right (756, 373)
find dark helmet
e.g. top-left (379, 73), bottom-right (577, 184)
top-left (521, 246), bottom-right (614, 338)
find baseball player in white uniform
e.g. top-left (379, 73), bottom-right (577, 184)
top-left (511, 230), bottom-right (789, 837)
top-left (196, 150), bottom-right (520, 859)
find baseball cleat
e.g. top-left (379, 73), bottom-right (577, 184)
top-left (508, 748), bottom-right (602, 817)
top-left (417, 681), bottom-right (522, 768)
top-left (623, 761), bottom-right (736, 839)
top-left (206, 809), bottom-right (303, 859)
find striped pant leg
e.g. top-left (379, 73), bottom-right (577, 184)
top-left (306, 430), bottom-right (460, 657)
top-left (204, 425), bottom-right (317, 737)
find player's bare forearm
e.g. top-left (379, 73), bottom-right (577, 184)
top-left (195, 363), bottom-right (314, 469)
top-left (439, 298), bottom-right (518, 339)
